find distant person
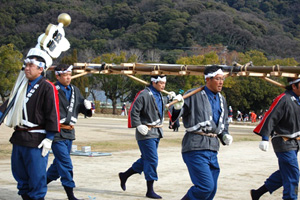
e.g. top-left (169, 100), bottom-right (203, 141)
top-left (169, 89), bottom-right (183, 132)
top-left (251, 77), bottom-right (300, 200)
top-left (47, 64), bottom-right (93, 200)
top-left (119, 75), bottom-right (168, 199)
top-left (250, 111), bottom-right (257, 123)
top-left (121, 103), bottom-right (127, 116)
top-left (169, 118), bottom-right (180, 132)
top-left (237, 110), bottom-right (243, 121)
top-left (258, 114), bottom-right (263, 122)
top-left (228, 106), bottom-right (233, 123)
top-left (91, 102), bottom-right (95, 114)
top-left (243, 113), bottom-right (249, 122)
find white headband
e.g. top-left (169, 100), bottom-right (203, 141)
top-left (55, 65), bottom-right (73, 75)
top-left (24, 58), bottom-right (46, 68)
top-left (151, 76), bottom-right (166, 83)
top-left (289, 79), bottom-right (300, 85)
top-left (204, 68), bottom-right (224, 79)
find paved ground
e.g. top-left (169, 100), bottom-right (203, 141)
top-left (0, 115), bottom-right (289, 200)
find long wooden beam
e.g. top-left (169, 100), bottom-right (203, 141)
top-left (72, 62), bottom-right (300, 77)
top-left (66, 62), bottom-right (300, 88)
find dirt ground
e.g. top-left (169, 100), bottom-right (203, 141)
top-left (0, 115), bottom-right (290, 200)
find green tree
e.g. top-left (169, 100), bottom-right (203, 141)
top-left (126, 22), bottom-right (160, 50)
top-left (237, 50), bottom-right (268, 65)
top-left (224, 50), bottom-right (288, 114)
top-left (223, 76), bottom-right (284, 115)
top-left (0, 44), bottom-right (23, 102)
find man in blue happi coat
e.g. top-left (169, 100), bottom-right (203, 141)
top-left (170, 66), bottom-right (233, 200)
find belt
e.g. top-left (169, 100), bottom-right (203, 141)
top-left (15, 126), bottom-right (44, 131)
top-left (282, 136), bottom-right (300, 141)
top-left (60, 124), bottom-right (74, 130)
top-left (146, 125), bottom-right (163, 129)
top-left (193, 131), bottom-right (217, 138)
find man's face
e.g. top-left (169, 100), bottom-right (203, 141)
top-left (292, 82), bottom-right (300, 96)
top-left (206, 74), bottom-right (225, 93)
top-left (24, 61), bottom-right (43, 81)
top-left (56, 71), bottom-right (72, 86)
top-left (152, 81), bottom-right (166, 92)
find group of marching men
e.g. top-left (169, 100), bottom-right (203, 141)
top-left (0, 48), bottom-right (92, 200)
top-left (0, 47), bottom-right (299, 200)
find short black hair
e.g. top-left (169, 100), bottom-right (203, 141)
top-left (150, 75), bottom-right (166, 85)
top-left (26, 56), bottom-right (46, 66)
top-left (285, 77), bottom-right (300, 90)
top-left (54, 64), bottom-right (70, 74)
top-left (204, 65), bottom-right (223, 75)
top-left (151, 75), bottom-right (166, 79)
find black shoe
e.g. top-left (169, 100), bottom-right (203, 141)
top-left (146, 191), bottom-right (162, 199)
top-left (63, 186), bottom-right (79, 200)
top-left (119, 172), bottom-right (127, 191)
top-left (250, 189), bottom-right (259, 200)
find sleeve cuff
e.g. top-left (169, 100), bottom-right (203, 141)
top-left (262, 135), bottom-right (269, 141)
top-left (46, 131), bottom-right (55, 140)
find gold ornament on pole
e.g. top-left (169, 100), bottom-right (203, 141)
top-left (58, 13), bottom-right (71, 27)
top-left (39, 13), bottom-right (71, 58)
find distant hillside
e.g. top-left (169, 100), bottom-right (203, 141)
top-left (1, 0), bottom-right (300, 62)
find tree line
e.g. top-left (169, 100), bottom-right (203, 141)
top-left (0, 43), bottom-right (297, 115)
top-left (1, 0), bottom-right (300, 62)
top-left (1, 0), bottom-right (300, 114)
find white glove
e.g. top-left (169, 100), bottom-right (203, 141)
top-left (223, 134), bottom-right (233, 145)
top-left (84, 99), bottom-right (92, 110)
top-left (167, 91), bottom-right (176, 101)
top-left (137, 124), bottom-right (149, 135)
top-left (173, 94), bottom-right (184, 110)
top-left (259, 141), bottom-right (269, 151)
top-left (38, 138), bottom-right (52, 157)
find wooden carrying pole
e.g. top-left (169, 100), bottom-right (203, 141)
top-left (71, 62), bottom-right (300, 89)
top-left (166, 87), bottom-right (204, 108)
top-left (261, 77), bottom-right (285, 89)
top-left (71, 71), bottom-right (89, 79)
top-left (73, 62), bottom-right (300, 76)
top-left (71, 62), bottom-right (297, 100)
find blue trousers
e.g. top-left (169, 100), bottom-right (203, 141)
top-left (47, 140), bottom-right (75, 188)
top-left (182, 150), bottom-right (220, 200)
top-left (265, 150), bottom-right (299, 200)
top-left (11, 144), bottom-right (48, 199)
top-left (132, 138), bottom-right (160, 181)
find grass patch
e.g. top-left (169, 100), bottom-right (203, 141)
top-left (73, 140), bottom-right (138, 152)
top-left (0, 134), bottom-right (261, 158)
top-left (159, 138), bottom-right (182, 147)
top-left (74, 138), bottom-right (183, 152)
top-left (232, 134), bottom-right (261, 142)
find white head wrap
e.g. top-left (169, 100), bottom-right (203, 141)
top-left (24, 58), bottom-right (46, 68)
top-left (55, 65), bottom-right (73, 75)
top-left (204, 68), bottom-right (224, 79)
top-left (289, 78), bottom-right (300, 85)
top-left (151, 76), bottom-right (166, 83)
top-left (26, 48), bottom-right (53, 69)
